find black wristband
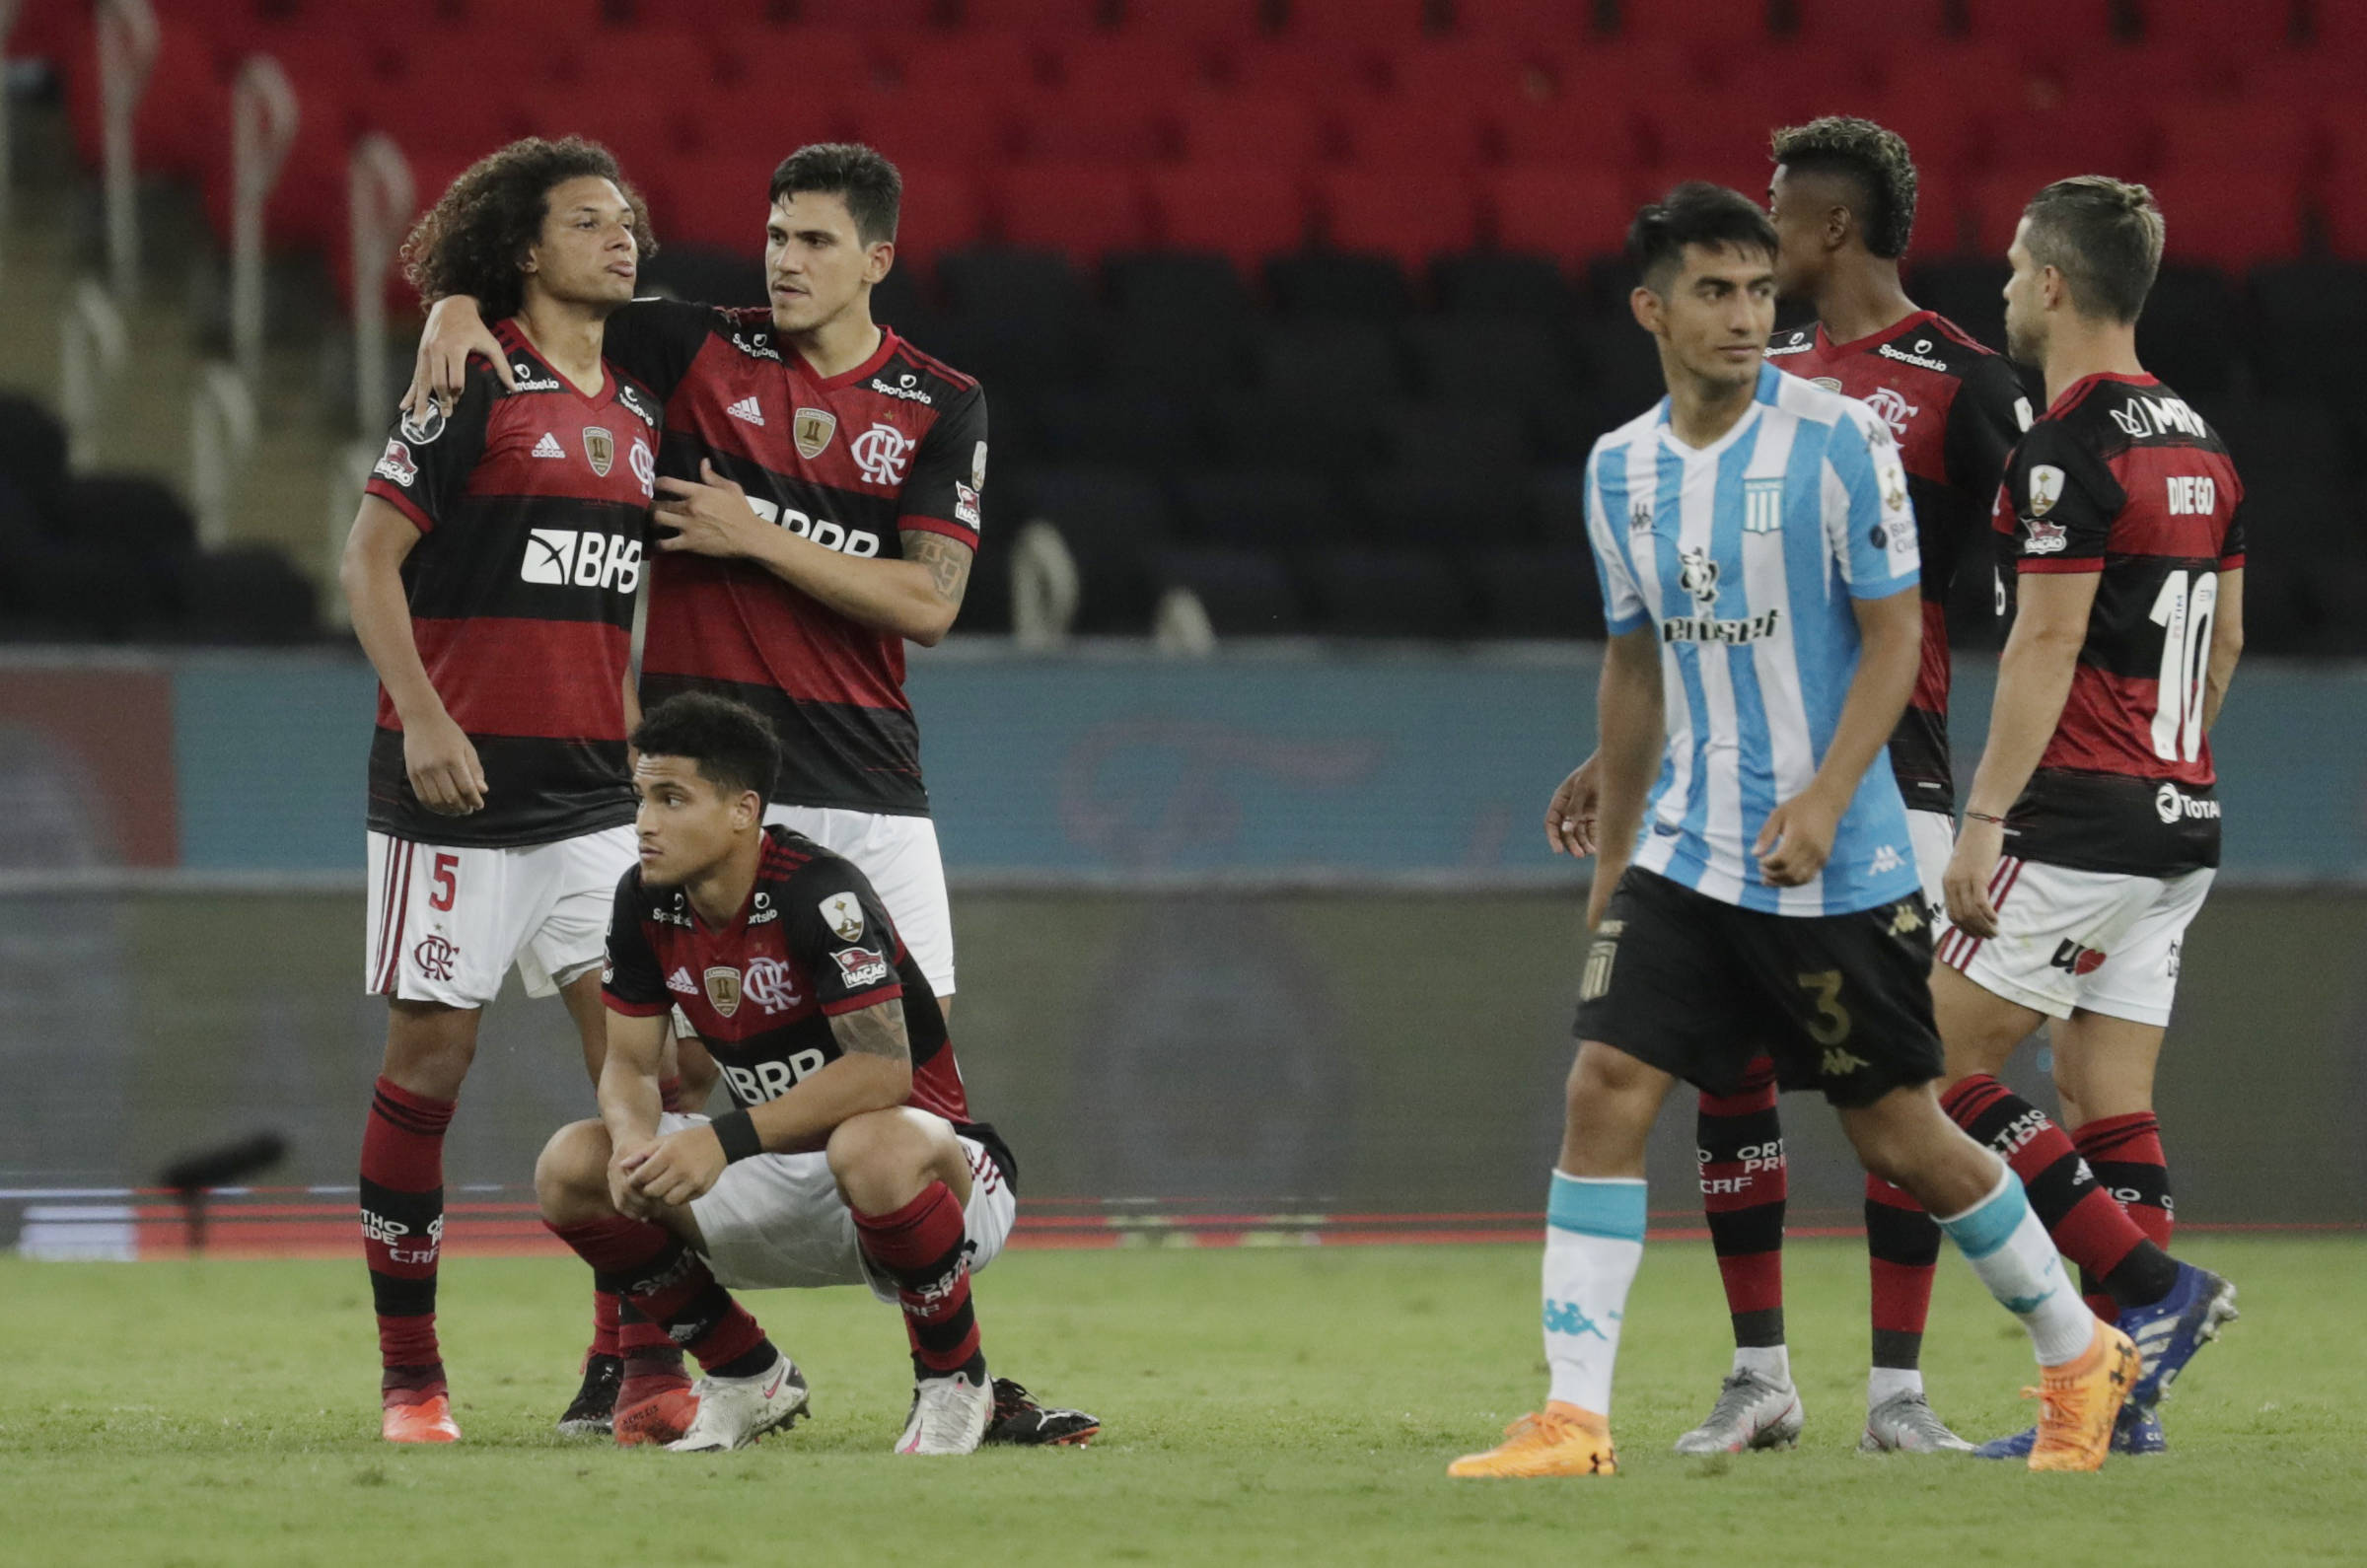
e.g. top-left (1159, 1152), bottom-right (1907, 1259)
top-left (711, 1108), bottom-right (762, 1164)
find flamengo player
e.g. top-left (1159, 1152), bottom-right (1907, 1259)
top-left (342, 139), bottom-right (666, 1444)
top-left (1678, 117), bottom-right (2030, 1456)
top-left (1934, 178), bottom-right (2243, 1457)
top-left (409, 143), bottom-right (982, 1025)
top-left (1453, 186), bottom-right (2134, 1480)
top-left (538, 693), bottom-right (1015, 1454)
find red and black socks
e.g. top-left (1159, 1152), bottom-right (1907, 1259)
top-left (1865, 1176), bottom-right (1940, 1379)
top-left (1696, 1059), bottom-right (1787, 1354)
top-left (360, 1076), bottom-right (454, 1407)
top-left (548, 1216), bottom-right (775, 1380)
top-left (2074, 1111), bottom-right (2174, 1319)
top-left (1941, 1075), bottom-right (2179, 1311)
top-left (853, 1182), bottom-right (983, 1382)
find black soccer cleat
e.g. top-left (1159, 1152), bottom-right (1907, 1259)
top-left (557, 1352), bottom-right (623, 1437)
top-left (983, 1376), bottom-right (1101, 1448)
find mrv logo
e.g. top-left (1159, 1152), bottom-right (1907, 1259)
top-left (522, 529), bottom-right (642, 592)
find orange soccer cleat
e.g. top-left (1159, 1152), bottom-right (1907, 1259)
top-left (381, 1393), bottom-right (461, 1444)
top-left (2027, 1321), bottom-right (2141, 1472)
top-left (1447, 1402), bottom-right (1616, 1478)
top-left (613, 1381), bottom-right (701, 1448)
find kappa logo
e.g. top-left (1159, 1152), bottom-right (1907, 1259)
top-left (1889, 898), bottom-right (1924, 936)
top-left (1543, 1300), bottom-right (1613, 1340)
top-left (851, 421), bottom-right (914, 485)
top-left (521, 529), bottom-right (642, 592)
top-left (1820, 1044), bottom-right (1872, 1076)
top-left (704, 964), bottom-right (743, 1017)
top-left (666, 966), bottom-right (698, 996)
top-left (793, 406), bottom-right (834, 459)
top-left (727, 395), bottom-right (765, 428)
top-left (412, 934), bottom-right (459, 982)
top-left (532, 431), bottom-right (566, 460)
top-left (1863, 386), bottom-right (1918, 438)
top-left (373, 439), bottom-right (417, 487)
top-left (820, 891), bottom-right (865, 942)
top-left (869, 373), bottom-right (934, 405)
top-left (743, 956), bottom-right (801, 1014)
top-left (584, 425), bottom-right (614, 477)
top-left (1871, 844), bottom-right (1903, 876)
top-left (2024, 517), bottom-right (2068, 555)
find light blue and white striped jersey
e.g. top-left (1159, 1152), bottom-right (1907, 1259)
top-left (1585, 361), bottom-right (1923, 917)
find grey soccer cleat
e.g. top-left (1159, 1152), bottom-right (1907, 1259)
top-left (1859, 1390), bottom-right (1974, 1453)
top-left (665, 1355), bottom-right (809, 1453)
top-left (896, 1365), bottom-right (993, 1456)
top-left (1673, 1370), bottom-right (1805, 1455)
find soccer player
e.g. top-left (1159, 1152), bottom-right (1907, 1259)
top-left (537, 692), bottom-right (1016, 1454)
top-left (1544, 118), bottom-right (2034, 1454)
top-left (1452, 184), bottom-right (2135, 1480)
top-left (342, 138), bottom-right (677, 1444)
top-left (1933, 177), bottom-right (2244, 1457)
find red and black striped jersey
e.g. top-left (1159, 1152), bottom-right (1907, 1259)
top-left (602, 824), bottom-right (1013, 1182)
top-left (1993, 372), bottom-right (2246, 876)
top-left (1766, 311), bottom-right (2030, 815)
top-left (361, 320), bottom-right (659, 847)
top-left (602, 301), bottom-right (988, 818)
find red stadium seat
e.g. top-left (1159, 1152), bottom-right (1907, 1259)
top-left (1118, 0), bottom-right (1272, 44)
top-left (1494, 93), bottom-right (1645, 168)
top-left (2137, 0), bottom-right (2299, 53)
top-left (883, 163), bottom-right (990, 267)
top-left (1282, 0), bottom-right (1432, 44)
top-left (841, 84), bottom-right (1019, 168)
top-left (61, 14), bottom-right (225, 181)
top-left (1788, 0), bottom-right (1956, 45)
top-left (1014, 88), bottom-right (1174, 163)
top-left (1540, 38), bottom-right (1697, 106)
top-left (573, 29), bottom-right (728, 98)
top-left (996, 162), bottom-right (1151, 262)
top-left (1051, 35), bottom-right (1220, 95)
top-left (426, 0), bottom-right (611, 35)
top-left (1640, 85), bottom-right (1823, 179)
top-left (2320, 168), bottom-right (2367, 261)
top-left (1335, 98), bottom-right (1489, 170)
top-left (885, 29), bottom-right (1049, 93)
top-left (1856, 66), bottom-right (2009, 179)
top-left (2154, 100), bottom-right (2312, 186)
top-left (1962, 0), bottom-right (2124, 51)
top-left (1382, 36), bottom-right (1539, 103)
top-left (1227, 39), bottom-right (1387, 97)
top-left (1454, 0), bottom-right (1595, 48)
top-left (1486, 165), bottom-right (1629, 260)
top-left (720, 29), bottom-right (884, 93)
top-left (799, 0), bottom-right (943, 26)
top-left (1900, 165), bottom-right (1967, 256)
top-left (1146, 165), bottom-right (1310, 267)
top-left (660, 151), bottom-right (791, 253)
top-left (2146, 167), bottom-right (2306, 268)
top-left (1983, 91), bottom-right (2158, 180)
top-left (1965, 168), bottom-right (2055, 254)
top-left (1318, 170), bottom-right (1482, 267)
top-left (664, 81), bottom-right (840, 178)
top-left (963, 0), bottom-right (1112, 29)
top-left (530, 92), bottom-right (684, 178)
top-left (1174, 91), bottom-right (1330, 168)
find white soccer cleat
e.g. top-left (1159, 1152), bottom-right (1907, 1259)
top-left (664, 1355), bottom-right (809, 1453)
top-left (1672, 1370), bottom-right (1805, 1455)
top-left (896, 1365), bottom-right (993, 1456)
top-left (1859, 1390), bottom-right (1974, 1453)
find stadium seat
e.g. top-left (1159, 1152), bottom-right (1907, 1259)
top-left (1299, 546), bottom-right (1470, 637)
top-left (1264, 251), bottom-right (1413, 320)
top-left (885, 29), bottom-right (1047, 93)
top-left (1962, 0), bottom-right (2127, 50)
top-left (180, 545), bottom-right (321, 644)
top-left (1030, 388), bottom-right (1206, 470)
top-left (2145, 168), bottom-right (2306, 269)
top-left (1014, 88), bottom-right (1174, 162)
top-left (63, 473), bottom-right (197, 561)
top-left (1118, 0), bottom-right (1275, 45)
top-left (1317, 172), bottom-right (1483, 270)
top-left (1104, 250), bottom-right (1258, 321)
top-left (1486, 166), bottom-right (1630, 262)
top-left (1146, 166), bottom-right (1312, 270)
top-left (1155, 546), bottom-right (1308, 634)
top-left (1282, 0), bottom-right (1433, 44)
top-left (1202, 394), bottom-right (1389, 474)
top-left (1018, 464), bottom-right (1176, 631)
top-left (2154, 100), bottom-right (2312, 186)
top-left (661, 151), bottom-right (799, 253)
top-left (1492, 93), bottom-right (1644, 169)
top-left (1469, 546), bottom-right (1608, 638)
top-left (938, 245), bottom-right (1089, 318)
top-left (0, 394), bottom-right (71, 530)
top-left (2137, 0), bottom-right (2300, 52)
top-left (1402, 317), bottom-right (1576, 405)
top-left (1787, 0), bottom-right (1957, 45)
top-left (62, 15), bottom-right (225, 183)
top-left (2324, 168), bottom-right (2367, 263)
top-left (2248, 261), bottom-right (2367, 398)
top-left (965, 0), bottom-right (1117, 30)
top-left (800, 0), bottom-right (943, 27)
top-left (2209, 398), bottom-right (2351, 487)
top-left (724, 30), bottom-right (884, 94)
top-left (1905, 257), bottom-right (2009, 349)
top-left (1256, 319), bottom-right (1411, 400)
top-left (2134, 262), bottom-right (2245, 401)
top-left (1227, 39), bottom-right (1388, 97)
top-left (841, 84), bottom-right (1018, 170)
top-left (1173, 467), bottom-right (1354, 547)
top-left (1568, 317), bottom-right (1670, 420)
top-left (1532, 465), bottom-right (1591, 544)
top-left (1382, 36), bottom-right (1538, 103)
top-left (1431, 252), bottom-right (1580, 319)
top-left (1099, 309), bottom-right (1258, 395)
top-left (1052, 35), bottom-right (1219, 95)
top-left (996, 164), bottom-right (1152, 262)
top-left (1173, 90), bottom-right (1330, 168)
top-left (1357, 461), bottom-right (1536, 547)
top-left (883, 164), bottom-right (987, 269)
top-left (1454, 0), bottom-right (1600, 49)
top-left (1334, 98), bottom-right (1491, 170)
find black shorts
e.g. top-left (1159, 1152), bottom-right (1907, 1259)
top-left (1573, 867), bottom-right (1943, 1109)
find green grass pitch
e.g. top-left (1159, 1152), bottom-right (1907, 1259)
top-left (5, 1235), bottom-right (2362, 1565)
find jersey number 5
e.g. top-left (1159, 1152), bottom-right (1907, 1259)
top-left (429, 853), bottom-right (460, 912)
top-left (2148, 569), bottom-right (2218, 764)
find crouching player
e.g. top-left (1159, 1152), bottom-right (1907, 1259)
top-left (538, 692), bottom-right (1017, 1453)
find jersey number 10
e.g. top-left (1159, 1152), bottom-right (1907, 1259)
top-left (2148, 569), bottom-right (2218, 764)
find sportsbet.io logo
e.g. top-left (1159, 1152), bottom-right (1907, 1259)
top-left (521, 529), bottom-right (642, 593)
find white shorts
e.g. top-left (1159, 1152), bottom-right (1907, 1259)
top-left (765, 804), bottom-right (955, 997)
top-left (1934, 856), bottom-right (2214, 1028)
top-left (364, 824), bottom-right (636, 1009)
top-left (661, 1111), bottom-right (1014, 1302)
top-left (1906, 808), bottom-right (1954, 913)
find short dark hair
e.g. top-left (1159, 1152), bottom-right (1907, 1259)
top-left (768, 142), bottom-right (902, 247)
top-left (401, 136), bottom-right (653, 320)
top-left (2022, 176), bottom-right (2165, 324)
top-left (630, 693), bottom-right (781, 806)
top-left (1627, 181), bottom-right (1780, 292)
top-left (1771, 115), bottom-right (1918, 259)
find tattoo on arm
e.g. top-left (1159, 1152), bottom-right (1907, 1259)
top-left (902, 531), bottom-right (973, 609)
top-left (829, 998), bottom-right (911, 1065)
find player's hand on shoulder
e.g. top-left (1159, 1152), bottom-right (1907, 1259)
top-left (1942, 819), bottom-right (2005, 937)
top-left (1546, 753), bottom-right (1602, 858)
top-left (402, 296), bottom-right (510, 422)
top-left (653, 460), bottom-right (761, 559)
top-left (627, 1121), bottom-right (728, 1208)
top-left (402, 706), bottom-right (487, 815)
top-left (1755, 787), bottom-right (1844, 887)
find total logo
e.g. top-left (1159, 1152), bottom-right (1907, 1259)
top-left (521, 529), bottom-right (643, 592)
top-left (2154, 782), bottom-right (2221, 823)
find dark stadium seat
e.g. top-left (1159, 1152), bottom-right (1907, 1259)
top-left (1049, 36), bottom-right (1217, 97)
top-left (1173, 90), bottom-right (1330, 169)
top-left (2325, 169), bottom-right (2367, 263)
top-left (1983, 101), bottom-right (2156, 187)
top-left (1568, 317), bottom-right (1671, 422)
top-left (1299, 546), bottom-right (1471, 637)
top-left (938, 246), bottom-right (1092, 320)
top-left (1147, 166), bottom-right (1312, 270)
top-left (1030, 388), bottom-right (1206, 470)
top-left (1174, 467), bottom-right (1354, 547)
top-left (1255, 319), bottom-right (1411, 400)
top-left (1357, 463), bottom-right (1536, 548)
top-left (1104, 251), bottom-right (1258, 321)
top-left (1491, 93), bottom-right (1645, 169)
top-left (1378, 402), bottom-right (1537, 475)
top-left (180, 545), bottom-right (321, 645)
top-left (64, 474), bottom-right (197, 561)
top-left (1119, 0), bottom-right (1275, 44)
top-left (1402, 317), bottom-right (1577, 405)
top-left (2134, 263), bottom-right (2245, 401)
top-left (1264, 251), bottom-right (1414, 321)
top-left (2249, 262), bottom-right (2367, 398)
top-left (1962, 0), bottom-right (2128, 50)
top-left (1532, 465), bottom-right (1592, 545)
top-left (1432, 252), bottom-right (1580, 320)
top-left (1316, 171), bottom-right (1485, 269)
top-left (800, 0), bottom-right (942, 29)
top-left (1486, 167), bottom-right (1631, 262)
top-left (2155, 99), bottom-right (2311, 180)
top-left (2208, 399), bottom-right (2351, 486)
top-left (1469, 546), bottom-right (1609, 639)
top-left (1228, 39), bottom-right (1390, 98)
top-left (1906, 259), bottom-right (2010, 352)
top-left (1018, 465), bottom-right (1176, 631)
top-left (640, 248), bottom-right (765, 309)
top-left (965, 0), bottom-right (1116, 30)
top-left (1099, 309), bottom-right (1258, 396)
top-left (1156, 546), bottom-right (1308, 634)
top-left (1202, 393), bottom-right (1387, 472)
top-left (0, 393), bottom-right (72, 530)
top-left (997, 164), bottom-right (1152, 262)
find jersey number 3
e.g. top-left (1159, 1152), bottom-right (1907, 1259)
top-left (2148, 569), bottom-right (2218, 764)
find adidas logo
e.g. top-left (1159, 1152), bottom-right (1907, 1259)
top-left (726, 396), bottom-right (764, 426)
top-left (666, 966), bottom-right (697, 996)
top-left (532, 432), bottom-right (566, 460)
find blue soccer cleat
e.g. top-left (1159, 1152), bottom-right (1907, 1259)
top-left (2118, 1262), bottom-right (2238, 1408)
top-left (1973, 1399), bottom-right (2166, 1460)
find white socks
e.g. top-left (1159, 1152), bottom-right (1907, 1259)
top-left (1732, 1344), bottom-right (1792, 1387)
top-left (1542, 1172), bottom-right (1646, 1415)
top-left (1867, 1366), bottom-right (1923, 1406)
top-left (1934, 1168), bottom-right (2099, 1367)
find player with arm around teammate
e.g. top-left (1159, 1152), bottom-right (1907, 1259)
top-left (1931, 178), bottom-right (2243, 1459)
top-left (1451, 184), bottom-right (2136, 1480)
top-left (538, 692), bottom-right (1020, 1454)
